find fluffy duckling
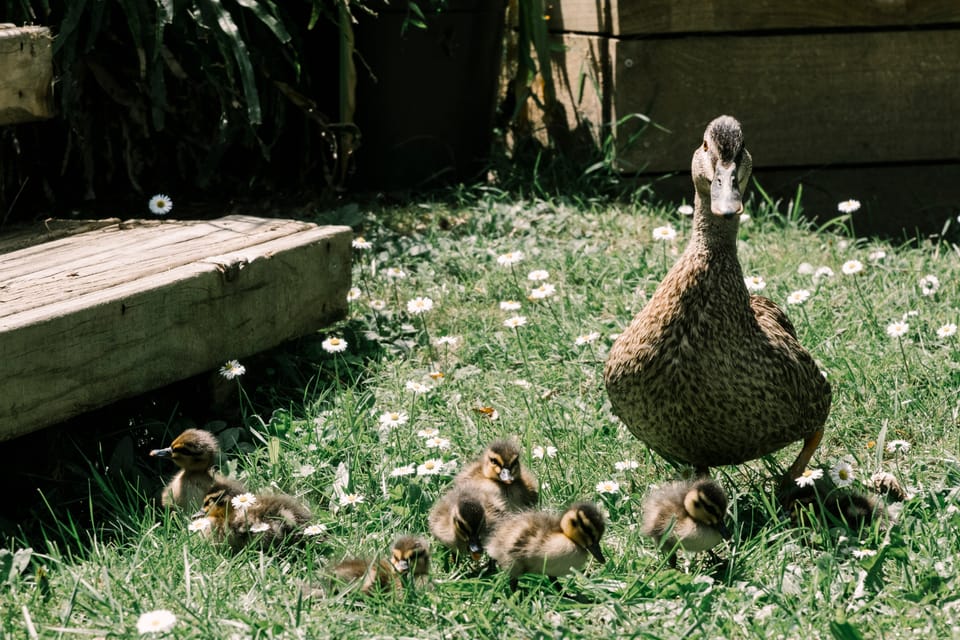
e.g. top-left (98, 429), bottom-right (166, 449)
top-left (604, 116), bottom-right (831, 488)
top-left (641, 478), bottom-right (729, 566)
top-left (328, 535), bottom-right (431, 596)
top-left (429, 485), bottom-right (506, 561)
top-left (486, 502), bottom-right (606, 588)
top-left (454, 439), bottom-right (538, 511)
top-left (150, 428), bottom-right (244, 512)
top-left (194, 480), bottom-right (312, 551)
top-left (787, 480), bottom-right (891, 532)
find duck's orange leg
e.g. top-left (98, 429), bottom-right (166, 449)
top-left (785, 429), bottom-right (824, 482)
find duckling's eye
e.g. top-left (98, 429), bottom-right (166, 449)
top-left (488, 456), bottom-right (502, 470)
top-left (702, 141), bottom-right (708, 152)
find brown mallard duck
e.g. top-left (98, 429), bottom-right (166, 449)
top-left (604, 115), bottom-right (831, 485)
top-left (150, 428), bottom-right (245, 512)
top-left (641, 478), bottom-right (729, 566)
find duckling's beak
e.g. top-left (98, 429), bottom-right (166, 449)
top-left (392, 558), bottom-right (409, 573)
top-left (710, 161), bottom-right (743, 218)
top-left (586, 542), bottom-right (606, 564)
top-left (191, 508), bottom-right (206, 519)
top-left (468, 539), bottom-right (483, 561)
top-left (498, 468), bottom-right (515, 484)
top-left (718, 519), bottom-right (732, 541)
top-left (150, 446), bottom-right (173, 458)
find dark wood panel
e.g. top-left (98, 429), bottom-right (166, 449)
top-left (612, 29), bottom-right (960, 172)
top-left (549, 0), bottom-right (960, 35)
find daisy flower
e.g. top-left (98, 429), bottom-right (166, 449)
top-left (841, 260), bottom-right (864, 275)
top-left (322, 336), bottom-right (348, 353)
top-left (500, 300), bottom-right (522, 311)
top-left (231, 493), bottom-right (257, 512)
top-left (417, 427), bottom-right (440, 439)
top-left (937, 323), bottom-right (957, 339)
top-left (575, 332), bottom-right (601, 346)
top-left (652, 225), bottom-right (677, 242)
top-left (744, 275), bottom-right (766, 292)
top-left (352, 236), bottom-right (372, 250)
top-left (249, 522), bottom-right (270, 533)
top-left (294, 464), bottom-right (316, 477)
top-left (614, 460), bottom-right (639, 472)
top-left (497, 251), bottom-right (524, 266)
top-left (531, 445), bottom-right (557, 459)
top-left (407, 296), bottom-right (434, 314)
top-left (885, 439), bottom-right (911, 453)
top-left (390, 464), bottom-right (416, 477)
top-left (851, 548), bottom-right (877, 560)
top-left (530, 283), bottom-right (556, 299)
top-left (136, 609), bottom-right (178, 634)
top-left (148, 194), bottom-right (174, 216)
top-left (813, 266), bottom-right (835, 282)
top-left (434, 335), bottom-right (459, 346)
top-left (503, 315), bottom-right (528, 329)
top-left (346, 287), bottom-right (362, 302)
top-left (188, 518), bottom-right (211, 533)
top-left (303, 524), bottom-right (327, 536)
top-left (417, 459), bottom-right (444, 476)
top-left (385, 267), bottom-right (407, 279)
top-left (868, 250), bottom-right (886, 262)
top-left (369, 299), bottom-right (387, 311)
top-left (219, 359), bottom-right (246, 380)
top-left (787, 290), bottom-right (811, 305)
top-left (512, 379), bottom-right (532, 389)
top-left (678, 204), bottom-right (694, 216)
top-left (739, 212), bottom-right (751, 225)
top-left (405, 380), bottom-right (432, 394)
top-left (794, 467), bottom-right (823, 488)
top-left (527, 269), bottom-right (550, 281)
top-left (886, 321), bottom-right (909, 338)
top-left (830, 461), bottom-right (855, 487)
top-left (378, 411), bottom-right (409, 429)
top-left (919, 274), bottom-right (940, 296)
top-left (837, 199), bottom-right (861, 214)
top-left (339, 493), bottom-right (364, 507)
top-left (596, 480), bottom-right (621, 495)
top-left (425, 436), bottom-right (451, 450)
top-left (797, 262), bottom-right (815, 275)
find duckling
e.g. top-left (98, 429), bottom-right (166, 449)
top-left (453, 439), bottom-right (538, 511)
top-left (194, 480), bottom-right (312, 551)
top-left (787, 480), bottom-right (891, 532)
top-left (429, 485), bottom-right (506, 561)
top-left (641, 478), bottom-right (730, 566)
top-left (604, 115), bottom-right (831, 488)
top-left (486, 502), bottom-right (606, 588)
top-left (150, 428), bottom-right (245, 512)
top-left (328, 535), bottom-right (431, 596)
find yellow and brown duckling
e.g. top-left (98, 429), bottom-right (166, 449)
top-left (429, 485), bottom-right (506, 561)
top-left (641, 478), bottom-right (730, 566)
top-left (604, 115), bottom-right (831, 488)
top-left (193, 480), bottom-right (312, 552)
top-left (328, 535), bottom-right (431, 596)
top-left (150, 428), bottom-right (245, 512)
top-left (454, 439), bottom-right (539, 511)
top-left (486, 502), bottom-right (606, 588)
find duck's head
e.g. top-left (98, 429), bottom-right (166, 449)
top-left (481, 439), bottom-right (523, 484)
top-left (692, 115), bottom-right (753, 219)
top-left (150, 429), bottom-right (219, 472)
top-left (193, 480), bottom-right (243, 520)
top-left (560, 502), bottom-right (607, 564)
top-left (390, 535), bottom-right (431, 576)
top-left (683, 479), bottom-right (731, 538)
top-left (453, 497), bottom-right (487, 560)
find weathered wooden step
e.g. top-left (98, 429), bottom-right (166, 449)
top-left (0, 215), bottom-right (353, 441)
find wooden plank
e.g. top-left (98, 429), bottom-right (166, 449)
top-left (0, 25), bottom-right (54, 125)
top-left (549, 0), bottom-right (960, 35)
top-left (0, 216), bottom-right (352, 441)
top-left (611, 29), bottom-right (960, 172)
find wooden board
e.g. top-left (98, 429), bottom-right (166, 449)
top-left (548, 0), bottom-right (960, 35)
top-left (610, 29), bottom-right (960, 172)
top-left (0, 25), bottom-right (54, 125)
top-left (0, 215), bottom-right (353, 441)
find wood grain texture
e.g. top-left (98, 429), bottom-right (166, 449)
top-left (0, 25), bottom-right (53, 125)
top-left (549, 0), bottom-right (960, 35)
top-left (611, 29), bottom-right (960, 172)
top-left (0, 216), bottom-right (352, 440)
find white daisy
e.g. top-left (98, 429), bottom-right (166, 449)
top-left (841, 260), bottom-right (864, 275)
top-left (678, 204), bottom-right (694, 216)
top-left (837, 199), bottom-right (861, 214)
top-left (499, 300), bottom-right (522, 311)
top-left (652, 225), bottom-right (677, 242)
top-left (303, 524), bottom-right (328, 536)
top-left (787, 289), bottom-right (811, 305)
top-left (503, 315), bottom-right (528, 329)
top-left (851, 548), bottom-right (877, 560)
top-left (527, 269), bottom-right (550, 281)
top-left (385, 267), bottom-right (407, 279)
top-left (497, 251), bottom-right (525, 266)
top-left (322, 336), bottom-right (348, 353)
top-left (294, 464), bottom-right (317, 477)
top-left (148, 194), bottom-right (174, 216)
top-left (868, 250), bottom-right (886, 262)
top-left (405, 380), bottom-right (432, 394)
top-left (369, 299), bottom-right (387, 311)
top-left (529, 283), bottom-right (556, 299)
top-left (744, 275), bottom-right (766, 292)
top-left (390, 464), bottom-right (416, 477)
top-left (531, 445), bottom-right (557, 459)
top-left (346, 287), bottom-right (362, 302)
top-left (351, 236), bottom-right (372, 250)
top-left (188, 518), bottom-right (211, 533)
top-left (937, 323), bottom-right (957, 339)
top-left (406, 296), bottom-right (434, 314)
top-left (425, 436), bottom-right (451, 450)
top-left (378, 411), bottom-right (409, 429)
top-left (219, 359), bottom-right (246, 380)
top-left (813, 266), bottom-right (835, 282)
top-left (136, 609), bottom-right (178, 634)
top-left (885, 439), bottom-right (911, 453)
top-left (417, 459), bottom-right (444, 476)
top-left (231, 493), bottom-right (257, 512)
top-left (886, 321), bottom-right (909, 338)
top-left (417, 427), bottom-right (440, 439)
top-left (338, 493), bottom-right (364, 507)
top-left (596, 480), bottom-right (620, 495)
top-left (614, 460), bottom-right (639, 472)
top-left (919, 274), bottom-right (940, 296)
top-left (575, 332), bottom-right (601, 346)
top-left (794, 467), bottom-right (823, 488)
top-left (830, 461), bottom-right (855, 487)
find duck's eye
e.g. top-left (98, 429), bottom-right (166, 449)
top-left (702, 141), bottom-right (708, 151)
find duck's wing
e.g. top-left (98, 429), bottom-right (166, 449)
top-left (750, 294), bottom-right (798, 340)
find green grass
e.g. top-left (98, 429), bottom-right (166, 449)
top-left (4, 187), bottom-right (960, 638)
